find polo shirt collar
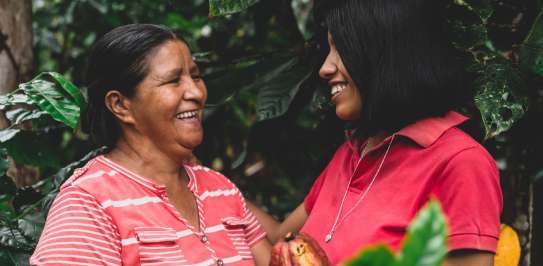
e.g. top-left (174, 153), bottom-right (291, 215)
top-left (97, 155), bottom-right (198, 194)
top-left (347, 111), bottom-right (469, 153)
top-left (396, 111), bottom-right (468, 147)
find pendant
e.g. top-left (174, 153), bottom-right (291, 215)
top-left (325, 233), bottom-right (332, 243)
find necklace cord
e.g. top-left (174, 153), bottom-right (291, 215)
top-left (326, 134), bottom-right (396, 242)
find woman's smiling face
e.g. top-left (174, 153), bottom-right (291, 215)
top-left (126, 40), bottom-right (207, 158)
top-left (319, 32), bottom-right (363, 121)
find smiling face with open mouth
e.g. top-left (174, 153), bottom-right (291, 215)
top-left (126, 40), bottom-right (207, 159)
top-left (319, 32), bottom-right (363, 121)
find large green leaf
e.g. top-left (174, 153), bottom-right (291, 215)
top-left (209, 56), bottom-right (312, 121)
top-left (472, 59), bottom-right (528, 138)
top-left (19, 72), bottom-right (83, 129)
top-left (2, 131), bottom-right (63, 169)
top-left (0, 249), bottom-right (31, 266)
top-left (254, 58), bottom-right (312, 121)
top-left (17, 212), bottom-right (45, 243)
top-left (449, 0), bottom-right (493, 50)
top-left (209, 0), bottom-right (259, 16)
top-left (398, 201), bottom-right (448, 266)
top-left (343, 245), bottom-right (397, 266)
top-left (0, 94), bottom-right (32, 111)
top-left (0, 129), bottom-right (21, 144)
top-left (203, 55), bottom-right (297, 119)
top-left (519, 6), bottom-right (543, 76)
top-left (5, 109), bottom-right (48, 128)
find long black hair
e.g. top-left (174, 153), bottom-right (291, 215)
top-left (82, 24), bottom-right (179, 148)
top-left (317, 0), bottom-right (474, 137)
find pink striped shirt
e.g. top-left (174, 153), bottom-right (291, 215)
top-left (30, 156), bottom-right (266, 266)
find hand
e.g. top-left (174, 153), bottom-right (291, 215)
top-left (270, 232), bottom-right (330, 266)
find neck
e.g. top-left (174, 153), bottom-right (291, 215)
top-left (366, 131), bottom-right (389, 149)
top-left (106, 135), bottom-right (190, 187)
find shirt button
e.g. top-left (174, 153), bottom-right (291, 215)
top-left (200, 234), bottom-right (208, 243)
top-left (217, 259), bottom-right (224, 266)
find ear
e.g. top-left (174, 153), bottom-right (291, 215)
top-left (104, 91), bottom-right (135, 124)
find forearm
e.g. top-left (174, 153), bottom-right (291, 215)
top-left (443, 250), bottom-right (494, 266)
top-left (247, 201), bottom-right (308, 243)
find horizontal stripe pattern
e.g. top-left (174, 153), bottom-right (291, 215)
top-left (30, 156), bottom-right (266, 265)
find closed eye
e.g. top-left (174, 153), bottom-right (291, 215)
top-left (166, 77), bottom-right (180, 84)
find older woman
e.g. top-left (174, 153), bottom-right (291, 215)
top-left (251, 0), bottom-right (502, 265)
top-left (30, 24), bottom-right (270, 266)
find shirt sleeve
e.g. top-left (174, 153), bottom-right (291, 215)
top-left (30, 185), bottom-right (122, 266)
top-left (433, 147), bottom-right (502, 253)
top-left (303, 167), bottom-right (328, 214)
top-left (241, 203), bottom-right (267, 246)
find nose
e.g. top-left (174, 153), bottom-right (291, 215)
top-left (183, 78), bottom-right (206, 105)
top-left (319, 52), bottom-right (337, 80)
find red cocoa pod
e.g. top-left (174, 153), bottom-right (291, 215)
top-left (270, 232), bottom-right (330, 266)
top-left (270, 240), bottom-right (284, 266)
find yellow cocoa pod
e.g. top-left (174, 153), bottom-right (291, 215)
top-left (494, 224), bottom-right (521, 266)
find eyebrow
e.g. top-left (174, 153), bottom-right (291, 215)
top-left (161, 68), bottom-right (182, 79)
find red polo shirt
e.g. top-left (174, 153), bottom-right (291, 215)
top-left (302, 111), bottom-right (502, 264)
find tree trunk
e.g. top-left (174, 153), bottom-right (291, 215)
top-left (0, 0), bottom-right (38, 187)
top-left (0, 0), bottom-right (33, 94)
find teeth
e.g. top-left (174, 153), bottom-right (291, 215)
top-left (176, 111), bottom-right (197, 119)
top-left (331, 84), bottom-right (347, 96)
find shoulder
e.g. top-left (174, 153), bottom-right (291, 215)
top-left (430, 127), bottom-right (495, 166)
top-left (61, 157), bottom-right (134, 200)
top-left (187, 164), bottom-right (241, 193)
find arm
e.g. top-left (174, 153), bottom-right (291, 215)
top-left (30, 186), bottom-right (122, 266)
top-left (443, 250), bottom-right (494, 266)
top-left (247, 201), bottom-right (308, 243)
top-left (250, 239), bottom-right (272, 266)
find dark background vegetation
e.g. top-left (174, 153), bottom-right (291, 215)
top-left (0, 0), bottom-right (542, 265)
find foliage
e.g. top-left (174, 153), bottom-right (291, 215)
top-left (209, 0), bottom-right (260, 16)
top-left (344, 201), bottom-right (448, 266)
top-left (0, 0), bottom-right (542, 265)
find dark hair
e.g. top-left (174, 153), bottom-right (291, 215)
top-left (317, 0), bottom-right (474, 136)
top-left (82, 24), bottom-right (178, 147)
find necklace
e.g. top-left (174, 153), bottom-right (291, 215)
top-left (324, 134), bottom-right (396, 243)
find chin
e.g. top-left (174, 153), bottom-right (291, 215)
top-left (335, 107), bottom-right (360, 121)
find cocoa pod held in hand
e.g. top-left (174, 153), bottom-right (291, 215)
top-left (270, 232), bottom-right (330, 266)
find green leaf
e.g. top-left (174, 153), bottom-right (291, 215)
top-left (2, 131), bottom-right (63, 169)
top-left (0, 227), bottom-right (32, 251)
top-left (17, 212), bottom-right (45, 243)
top-left (472, 58), bottom-right (528, 138)
top-left (343, 245), bottom-right (397, 266)
top-left (254, 58), bottom-right (312, 121)
top-left (0, 129), bottom-right (21, 143)
top-left (0, 249), bottom-right (31, 266)
top-left (519, 6), bottom-right (543, 76)
top-left (0, 94), bottom-right (32, 111)
top-left (204, 55), bottom-right (296, 118)
top-left (19, 74), bottom-right (81, 129)
top-left (41, 72), bottom-right (84, 107)
top-left (398, 200), bottom-right (448, 266)
top-left (5, 109), bottom-right (48, 127)
top-left (209, 0), bottom-right (259, 16)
